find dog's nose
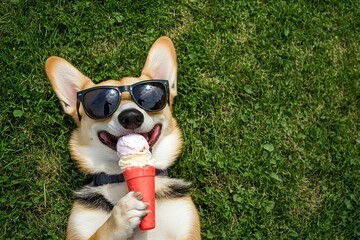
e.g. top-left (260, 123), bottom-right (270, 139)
top-left (118, 109), bottom-right (144, 129)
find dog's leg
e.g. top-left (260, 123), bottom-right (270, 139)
top-left (89, 191), bottom-right (148, 240)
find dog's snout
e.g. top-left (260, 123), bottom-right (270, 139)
top-left (118, 109), bottom-right (144, 130)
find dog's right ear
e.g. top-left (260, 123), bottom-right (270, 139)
top-left (45, 57), bottom-right (93, 120)
top-left (141, 37), bottom-right (178, 106)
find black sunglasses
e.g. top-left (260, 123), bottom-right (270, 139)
top-left (76, 80), bottom-right (169, 121)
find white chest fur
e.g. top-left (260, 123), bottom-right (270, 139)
top-left (75, 177), bottom-right (197, 240)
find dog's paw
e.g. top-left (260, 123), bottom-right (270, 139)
top-left (109, 191), bottom-right (149, 238)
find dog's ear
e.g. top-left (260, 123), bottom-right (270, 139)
top-left (45, 57), bottom-right (93, 121)
top-left (141, 37), bottom-right (178, 104)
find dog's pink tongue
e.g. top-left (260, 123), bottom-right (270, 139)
top-left (116, 134), bottom-right (150, 159)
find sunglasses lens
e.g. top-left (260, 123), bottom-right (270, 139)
top-left (83, 88), bottom-right (119, 118)
top-left (132, 82), bottom-right (167, 111)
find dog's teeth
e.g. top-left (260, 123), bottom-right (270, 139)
top-left (111, 134), bottom-right (117, 141)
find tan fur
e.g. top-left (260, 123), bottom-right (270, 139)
top-left (67, 203), bottom-right (110, 240)
top-left (46, 37), bottom-right (200, 239)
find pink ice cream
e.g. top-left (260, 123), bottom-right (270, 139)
top-left (117, 134), bottom-right (153, 168)
top-left (117, 133), bottom-right (150, 158)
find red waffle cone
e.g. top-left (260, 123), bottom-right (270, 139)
top-left (123, 165), bottom-right (155, 230)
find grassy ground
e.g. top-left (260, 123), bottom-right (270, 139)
top-left (1, 0), bottom-right (359, 239)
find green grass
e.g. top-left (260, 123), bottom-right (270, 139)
top-left (1, 0), bottom-right (359, 239)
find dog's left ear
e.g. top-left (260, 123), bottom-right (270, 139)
top-left (45, 56), bottom-right (93, 123)
top-left (141, 37), bottom-right (177, 105)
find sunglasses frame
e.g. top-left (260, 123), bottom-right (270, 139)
top-left (76, 80), bottom-right (169, 121)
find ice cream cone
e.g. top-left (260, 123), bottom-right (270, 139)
top-left (123, 165), bottom-right (155, 230)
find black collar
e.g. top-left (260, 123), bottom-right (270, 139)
top-left (92, 169), bottom-right (169, 186)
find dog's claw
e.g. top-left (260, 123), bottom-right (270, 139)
top-left (140, 210), bottom-right (151, 220)
top-left (133, 191), bottom-right (143, 200)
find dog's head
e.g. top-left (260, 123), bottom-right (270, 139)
top-left (45, 37), bottom-right (182, 174)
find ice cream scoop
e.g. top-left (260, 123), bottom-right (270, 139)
top-left (117, 133), bottom-right (156, 230)
top-left (117, 134), bottom-right (153, 168)
top-left (117, 133), bottom-right (150, 159)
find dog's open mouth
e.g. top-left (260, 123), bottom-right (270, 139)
top-left (98, 124), bottom-right (162, 152)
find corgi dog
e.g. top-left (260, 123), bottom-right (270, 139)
top-left (45, 37), bottom-right (201, 240)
